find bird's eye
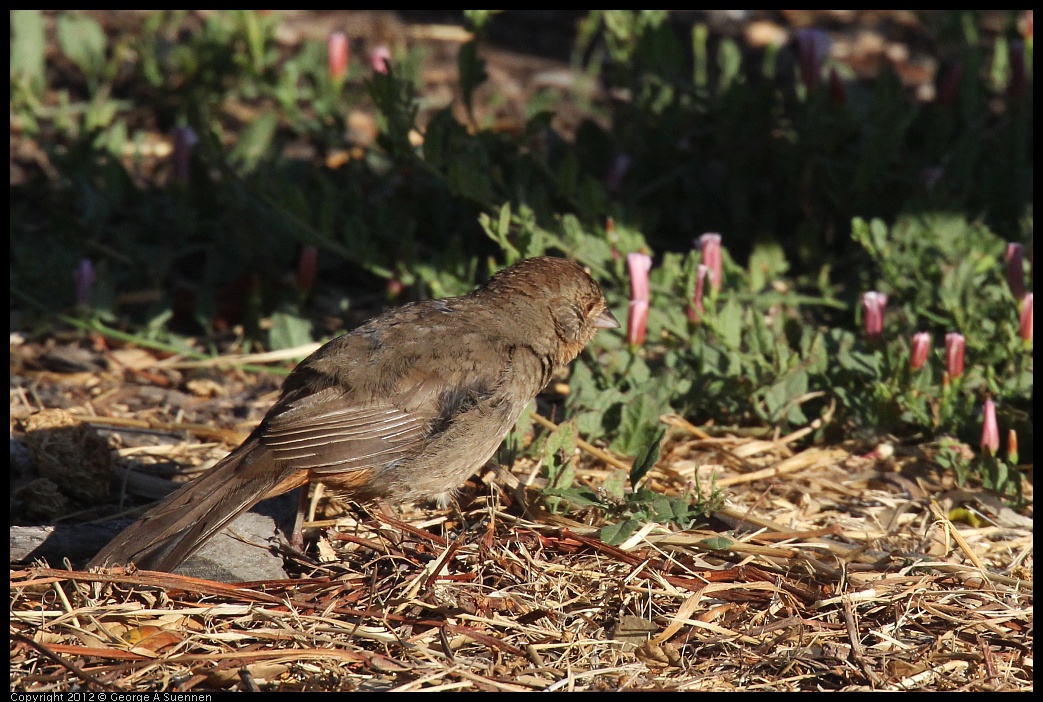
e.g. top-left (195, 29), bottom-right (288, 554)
top-left (558, 303), bottom-right (586, 342)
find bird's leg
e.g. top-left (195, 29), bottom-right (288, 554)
top-left (288, 484), bottom-right (310, 553)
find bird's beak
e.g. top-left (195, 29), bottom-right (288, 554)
top-left (595, 308), bottom-right (620, 329)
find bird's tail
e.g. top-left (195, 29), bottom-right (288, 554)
top-left (88, 440), bottom-right (305, 572)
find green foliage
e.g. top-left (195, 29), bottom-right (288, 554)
top-left (629, 424), bottom-right (666, 487)
top-left (10, 10), bottom-right (47, 100)
top-left (368, 66), bottom-right (421, 162)
top-left (457, 40), bottom-right (487, 121)
top-left (268, 311), bottom-right (314, 352)
top-left (598, 434), bottom-right (722, 546)
top-left (537, 421), bottom-right (722, 545)
top-left (56, 13), bottom-right (108, 91)
top-left (9, 11), bottom-right (1032, 506)
top-left (537, 420), bottom-right (589, 514)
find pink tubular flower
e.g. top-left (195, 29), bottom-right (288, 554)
top-left (328, 32), bottom-right (349, 83)
top-left (1007, 429), bottom-right (1019, 464)
top-left (296, 246), bottom-right (318, 293)
top-left (861, 292), bottom-right (887, 340)
top-left (697, 233), bottom-right (722, 291)
top-left (73, 259), bottom-right (95, 307)
top-left (1020, 293), bottom-right (1033, 343)
top-left (945, 332), bottom-right (965, 380)
top-left (370, 45), bottom-right (391, 74)
top-left (627, 252), bottom-right (651, 302)
top-left (628, 300), bottom-right (649, 347)
top-left (795, 28), bottom-right (830, 92)
top-left (626, 252), bottom-right (652, 346)
top-left (910, 331), bottom-right (931, 370)
top-left (688, 264), bottom-right (710, 324)
top-left (981, 399), bottom-right (1000, 456)
top-left (1006, 243), bottom-right (1026, 299)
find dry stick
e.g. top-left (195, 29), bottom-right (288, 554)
top-left (663, 397), bottom-right (833, 455)
top-left (843, 598), bottom-right (885, 687)
top-left (646, 532), bottom-right (844, 580)
top-left (715, 506), bottom-right (890, 569)
top-left (703, 404), bottom-right (838, 486)
top-left (659, 413), bottom-right (714, 441)
top-left (713, 448), bottom-right (849, 487)
top-left (92, 434), bottom-right (242, 507)
top-left (660, 414), bottom-right (751, 468)
top-left (12, 632), bottom-right (114, 689)
top-left (452, 667), bottom-right (533, 693)
top-left (80, 414), bottom-right (248, 446)
top-left (976, 633), bottom-right (999, 684)
top-left (928, 500), bottom-right (990, 575)
top-left (152, 344), bottom-right (322, 370)
top-left (775, 395), bottom-right (834, 445)
top-left (25, 568), bottom-right (286, 604)
top-left (15, 568), bottom-right (519, 640)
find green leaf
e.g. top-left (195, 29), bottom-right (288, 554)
top-left (56, 12), bottom-right (107, 85)
top-left (230, 111), bottom-right (277, 173)
top-left (783, 370), bottom-right (810, 424)
top-left (551, 462), bottom-right (576, 491)
top-left (268, 311), bottom-right (314, 351)
top-left (748, 240), bottom-right (789, 293)
top-left (717, 37), bottom-right (743, 91)
top-left (718, 297), bottom-right (743, 350)
top-left (850, 217), bottom-right (872, 254)
top-left (611, 393), bottom-right (664, 456)
top-left (513, 401), bottom-right (535, 438)
top-left (479, 205), bottom-right (521, 262)
top-left (445, 140), bottom-right (494, 204)
top-left (762, 370), bottom-right (810, 425)
top-left (11, 10), bottom-right (46, 96)
top-left (698, 536), bottom-right (735, 550)
top-left (602, 469), bottom-right (628, 501)
top-left (457, 39), bottom-right (487, 119)
top-left (649, 494), bottom-right (690, 523)
top-left (367, 67), bottom-right (420, 161)
top-left (543, 419), bottom-right (578, 459)
top-left (629, 424), bottom-right (665, 487)
top-left (600, 519), bottom-right (641, 545)
top-left (541, 486), bottom-right (601, 508)
top-left (869, 218), bottom-right (889, 256)
top-left (462, 10), bottom-right (500, 32)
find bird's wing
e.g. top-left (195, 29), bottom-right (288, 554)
top-left (87, 385), bottom-right (438, 572)
top-left (256, 360), bottom-right (469, 475)
top-left (260, 383), bottom-right (435, 474)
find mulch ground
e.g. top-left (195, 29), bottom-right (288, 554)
top-left (9, 335), bottom-right (1033, 691)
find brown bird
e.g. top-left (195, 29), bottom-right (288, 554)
top-left (89, 256), bottom-right (618, 572)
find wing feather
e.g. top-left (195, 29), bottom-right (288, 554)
top-left (258, 385), bottom-right (436, 474)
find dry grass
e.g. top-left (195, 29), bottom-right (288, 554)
top-left (10, 401), bottom-right (1033, 691)
top-left (10, 342), bottom-right (1033, 690)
